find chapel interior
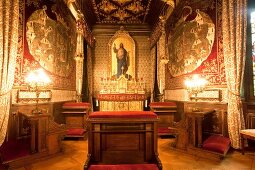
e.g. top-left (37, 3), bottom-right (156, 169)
top-left (1, 0), bottom-right (255, 169)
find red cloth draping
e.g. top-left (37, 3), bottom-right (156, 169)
top-left (89, 111), bottom-right (157, 119)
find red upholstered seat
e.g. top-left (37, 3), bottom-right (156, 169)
top-left (89, 111), bottom-right (157, 119)
top-left (158, 127), bottom-right (178, 136)
top-left (149, 102), bottom-right (177, 107)
top-left (66, 128), bottom-right (85, 136)
top-left (63, 102), bottom-right (91, 109)
top-left (88, 164), bottom-right (159, 170)
top-left (202, 135), bottom-right (231, 155)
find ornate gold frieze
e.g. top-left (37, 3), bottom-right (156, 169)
top-left (99, 100), bottom-right (144, 111)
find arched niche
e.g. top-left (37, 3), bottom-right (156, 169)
top-left (108, 27), bottom-right (136, 80)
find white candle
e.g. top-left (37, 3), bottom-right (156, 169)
top-left (159, 80), bottom-right (162, 94)
top-left (96, 99), bottom-right (99, 106)
top-left (145, 100), bottom-right (147, 107)
top-left (78, 79), bottom-right (82, 93)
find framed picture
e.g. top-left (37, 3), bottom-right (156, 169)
top-left (108, 27), bottom-right (136, 80)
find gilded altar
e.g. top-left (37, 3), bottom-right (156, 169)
top-left (98, 75), bottom-right (147, 111)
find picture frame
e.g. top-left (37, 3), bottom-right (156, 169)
top-left (108, 27), bottom-right (136, 79)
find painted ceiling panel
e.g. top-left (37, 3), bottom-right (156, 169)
top-left (92, 0), bottom-right (152, 24)
top-left (78, 0), bottom-right (167, 28)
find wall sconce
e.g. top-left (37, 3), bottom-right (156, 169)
top-left (185, 74), bottom-right (207, 111)
top-left (25, 68), bottom-right (51, 114)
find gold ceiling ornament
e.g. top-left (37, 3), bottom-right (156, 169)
top-left (100, 0), bottom-right (117, 14)
top-left (92, 0), bottom-right (152, 24)
top-left (126, 1), bottom-right (144, 14)
top-left (113, 9), bottom-right (131, 21)
top-left (112, 0), bottom-right (132, 6)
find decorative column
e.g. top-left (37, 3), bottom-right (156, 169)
top-left (158, 15), bottom-right (169, 101)
top-left (75, 15), bottom-right (84, 102)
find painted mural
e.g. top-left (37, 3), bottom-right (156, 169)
top-left (15, 0), bottom-right (76, 90)
top-left (168, 7), bottom-right (215, 77)
top-left (26, 6), bottom-right (75, 77)
top-left (165, 0), bottom-right (226, 89)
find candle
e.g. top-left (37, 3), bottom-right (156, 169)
top-left (159, 80), bottom-right (162, 94)
top-left (78, 79), bottom-right (82, 93)
top-left (96, 99), bottom-right (99, 106)
top-left (145, 100), bottom-right (147, 107)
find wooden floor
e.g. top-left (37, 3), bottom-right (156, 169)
top-left (13, 137), bottom-right (255, 170)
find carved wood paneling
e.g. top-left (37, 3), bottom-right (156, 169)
top-left (183, 102), bottom-right (228, 137)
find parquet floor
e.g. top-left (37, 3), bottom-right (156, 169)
top-left (14, 137), bottom-right (255, 170)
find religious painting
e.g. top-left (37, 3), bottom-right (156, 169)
top-left (109, 27), bottom-right (135, 80)
top-left (168, 6), bottom-right (215, 77)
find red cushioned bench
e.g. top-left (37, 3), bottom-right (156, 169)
top-left (84, 111), bottom-right (162, 170)
top-left (149, 102), bottom-right (177, 136)
top-left (62, 102), bottom-right (91, 138)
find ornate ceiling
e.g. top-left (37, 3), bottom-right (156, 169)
top-left (78, 0), bottom-right (167, 28)
top-left (92, 0), bottom-right (152, 24)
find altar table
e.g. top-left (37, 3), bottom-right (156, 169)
top-left (84, 111), bottom-right (162, 170)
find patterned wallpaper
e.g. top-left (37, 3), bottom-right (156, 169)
top-left (93, 32), bottom-right (152, 97)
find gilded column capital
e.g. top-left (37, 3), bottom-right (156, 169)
top-left (161, 0), bottom-right (175, 8)
top-left (64, 0), bottom-right (76, 6)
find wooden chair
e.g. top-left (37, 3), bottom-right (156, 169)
top-left (240, 129), bottom-right (255, 154)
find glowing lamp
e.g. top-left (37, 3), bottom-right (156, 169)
top-left (185, 74), bottom-right (207, 111)
top-left (25, 68), bottom-right (51, 114)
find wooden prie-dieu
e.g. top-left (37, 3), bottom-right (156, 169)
top-left (84, 111), bottom-right (162, 170)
